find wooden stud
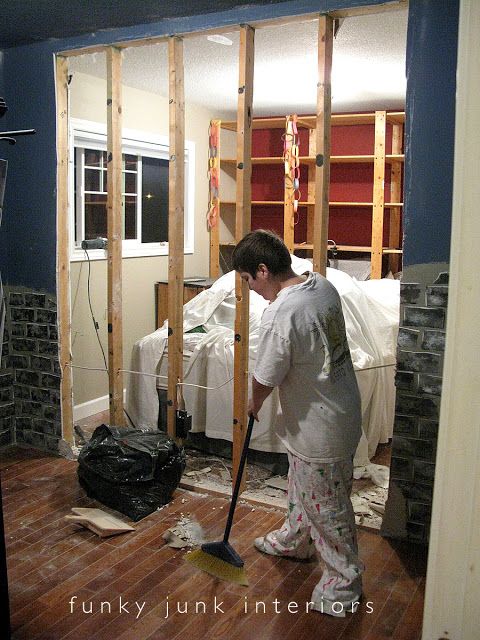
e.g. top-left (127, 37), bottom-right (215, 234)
top-left (55, 55), bottom-right (74, 446)
top-left (283, 199), bottom-right (295, 253)
top-left (167, 36), bottom-right (185, 440)
top-left (209, 119), bottom-right (221, 278)
top-left (371, 110), bottom-right (387, 279)
top-left (388, 122), bottom-right (403, 274)
top-left (210, 229), bottom-right (220, 279)
top-left (106, 47), bottom-right (125, 426)
top-left (233, 24), bottom-right (254, 489)
top-left (306, 128), bottom-right (316, 244)
top-left (283, 118), bottom-right (295, 253)
top-left (313, 14), bottom-right (333, 275)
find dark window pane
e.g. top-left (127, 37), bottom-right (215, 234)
top-left (85, 168), bottom-right (101, 192)
top-left (85, 149), bottom-right (103, 167)
top-left (124, 154), bottom-right (137, 171)
top-left (141, 157), bottom-right (169, 243)
top-left (124, 195), bottom-right (137, 240)
top-left (85, 193), bottom-right (107, 239)
top-left (124, 171), bottom-right (137, 194)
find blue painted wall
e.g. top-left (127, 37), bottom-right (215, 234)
top-left (0, 51), bottom-right (4, 106)
top-left (403, 0), bottom-right (459, 267)
top-left (1, 43), bottom-right (58, 292)
top-left (0, 0), bottom-right (459, 292)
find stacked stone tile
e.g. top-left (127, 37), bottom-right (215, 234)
top-left (0, 288), bottom-right (61, 451)
top-left (391, 272), bottom-right (448, 542)
top-left (0, 322), bottom-right (13, 446)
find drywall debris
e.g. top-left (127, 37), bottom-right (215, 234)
top-left (369, 501), bottom-right (385, 515)
top-left (219, 469), bottom-right (231, 483)
top-left (352, 503), bottom-right (371, 515)
top-left (185, 466), bottom-right (212, 477)
top-left (353, 464), bottom-right (389, 489)
top-left (162, 516), bottom-right (204, 549)
top-left (265, 476), bottom-right (288, 491)
top-left (58, 438), bottom-right (81, 460)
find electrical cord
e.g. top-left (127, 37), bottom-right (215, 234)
top-left (118, 367), bottom-right (235, 391)
top-left (65, 363), bottom-right (235, 391)
top-left (83, 248), bottom-right (108, 373)
top-left (68, 362), bottom-right (396, 388)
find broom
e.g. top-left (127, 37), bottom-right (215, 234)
top-left (185, 414), bottom-right (255, 586)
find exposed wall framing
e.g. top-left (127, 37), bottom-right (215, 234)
top-left (371, 110), bottom-right (386, 279)
top-left (232, 24), bottom-right (255, 487)
top-left (283, 116), bottom-right (295, 254)
top-left (167, 36), bottom-right (186, 440)
top-left (55, 55), bottom-right (74, 446)
top-left (312, 14), bottom-right (334, 275)
top-left (106, 47), bottom-right (125, 426)
top-left (56, 2), bottom-right (399, 487)
top-left (389, 121), bottom-right (404, 273)
top-left (209, 119), bottom-right (222, 279)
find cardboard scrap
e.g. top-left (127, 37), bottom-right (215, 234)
top-left (64, 508), bottom-right (135, 538)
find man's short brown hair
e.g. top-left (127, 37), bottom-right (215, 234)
top-left (232, 229), bottom-right (291, 278)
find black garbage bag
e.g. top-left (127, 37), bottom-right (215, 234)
top-left (77, 425), bottom-right (186, 521)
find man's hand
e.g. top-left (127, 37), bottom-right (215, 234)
top-left (248, 377), bottom-right (274, 422)
top-left (247, 398), bottom-right (260, 422)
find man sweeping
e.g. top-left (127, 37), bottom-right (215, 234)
top-left (232, 229), bottom-right (364, 618)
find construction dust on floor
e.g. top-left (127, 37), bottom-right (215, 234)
top-left (180, 447), bottom-right (389, 530)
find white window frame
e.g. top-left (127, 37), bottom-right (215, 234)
top-left (69, 118), bottom-right (195, 261)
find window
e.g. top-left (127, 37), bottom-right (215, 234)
top-left (69, 119), bottom-right (195, 260)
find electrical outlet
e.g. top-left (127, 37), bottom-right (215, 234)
top-left (81, 237), bottom-right (108, 250)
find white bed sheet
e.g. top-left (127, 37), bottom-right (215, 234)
top-left (126, 257), bottom-right (399, 467)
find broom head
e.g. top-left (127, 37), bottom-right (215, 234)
top-left (185, 542), bottom-right (249, 586)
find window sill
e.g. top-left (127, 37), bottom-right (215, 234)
top-left (70, 245), bottom-right (193, 262)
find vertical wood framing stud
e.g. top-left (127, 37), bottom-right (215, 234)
top-left (167, 36), bottom-right (186, 440)
top-left (106, 46), bottom-right (125, 425)
top-left (55, 55), bottom-right (74, 446)
top-left (283, 115), bottom-right (297, 253)
top-left (208, 119), bottom-right (221, 278)
top-left (313, 15), bottom-right (333, 275)
top-left (388, 122), bottom-right (403, 274)
top-left (371, 110), bottom-right (386, 279)
top-left (306, 129), bottom-right (316, 244)
top-left (233, 24), bottom-right (255, 489)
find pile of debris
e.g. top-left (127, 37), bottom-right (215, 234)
top-left (181, 450), bottom-right (389, 530)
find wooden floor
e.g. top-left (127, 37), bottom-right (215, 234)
top-left (1, 446), bottom-right (426, 640)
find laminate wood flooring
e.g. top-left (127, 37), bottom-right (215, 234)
top-left (1, 446), bottom-right (424, 640)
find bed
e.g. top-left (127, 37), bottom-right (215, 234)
top-left (126, 256), bottom-right (400, 469)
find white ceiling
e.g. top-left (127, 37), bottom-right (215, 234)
top-left (69, 8), bottom-right (408, 117)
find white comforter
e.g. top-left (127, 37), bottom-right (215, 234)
top-left (126, 256), bottom-right (399, 467)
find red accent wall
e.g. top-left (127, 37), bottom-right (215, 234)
top-left (250, 118), bottom-right (402, 247)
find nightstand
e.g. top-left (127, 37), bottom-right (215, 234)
top-left (155, 277), bottom-right (215, 328)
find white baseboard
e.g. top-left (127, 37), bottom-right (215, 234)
top-left (73, 389), bottom-right (126, 421)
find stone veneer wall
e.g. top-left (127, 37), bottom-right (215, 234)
top-left (384, 271), bottom-right (449, 543)
top-left (0, 287), bottom-right (61, 452)
top-left (0, 318), bottom-right (13, 447)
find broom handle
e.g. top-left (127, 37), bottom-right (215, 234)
top-left (223, 414), bottom-right (255, 543)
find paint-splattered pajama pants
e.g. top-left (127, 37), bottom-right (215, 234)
top-left (260, 451), bottom-right (364, 614)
